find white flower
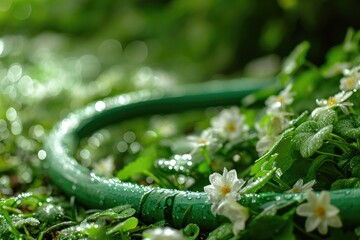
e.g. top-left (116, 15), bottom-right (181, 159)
top-left (340, 66), bottom-right (360, 91)
top-left (204, 168), bottom-right (246, 214)
top-left (311, 91), bottom-right (353, 117)
top-left (211, 107), bottom-right (249, 142)
top-left (285, 179), bottom-right (316, 194)
top-left (93, 156), bottom-right (115, 177)
top-left (265, 84), bottom-right (294, 113)
top-left (218, 195), bottom-right (249, 236)
top-left (142, 227), bottom-right (185, 240)
top-left (296, 191), bottom-right (342, 235)
top-left (187, 128), bottom-right (221, 154)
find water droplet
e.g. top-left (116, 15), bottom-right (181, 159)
top-left (71, 184), bottom-right (77, 191)
top-left (37, 150), bottom-right (47, 160)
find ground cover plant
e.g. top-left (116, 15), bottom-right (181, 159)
top-left (2, 27), bottom-right (360, 239)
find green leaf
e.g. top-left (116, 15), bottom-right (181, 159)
top-left (304, 155), bottom-right (331, 182)
top-left (273, 220), bottom-right (295, 240)
top-left (331, 178), bottom-right (360, 190)
top-left (240, 214), bottom-right (289, 239)
top-left (334, 114), bottom-right (360, 139)
top-left (206, 223), bottom-right (233, 240)
top-left (292, 121), bottom-right (333, 158)
top-left (36, 204), bottom-right (64, 222)
top-left (86, 205), bottom-right (135, 222)
top-left (280, 41), bottom-right (310, 84)
top-left (117, 147), bottom-right (156, 180)
top-left (314, 109), bottom-right (336, 127)
top-left (251, 128), bottom-right (294, 176)
top-left (289, 111), bottom-right (309, 127)
top-left (350, 156), bottom-right (360, 177)
top-left (106, 217), bottom-right (138, 235)
top-left (245, 167), bottom-right (277, 194)
top-left (12, 217), bottom-right (40, 229)
top-left (182, 223), bottom-right (200, 240)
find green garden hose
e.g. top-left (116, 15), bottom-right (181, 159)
top-left (44, 78), bottom-right (360, 231)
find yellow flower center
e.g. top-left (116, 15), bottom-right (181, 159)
top-left (198, 139), bottom-right (207, 145)
top-left (277, 95), bottom-right (285, 104)
top-left (291, 187), bottom-right (301, 193)
top-left (220, 185), bottom-right (231, 196)
top-left (226, 122), bottom-right (236, 132)
top-left (326, 97), bottom-right (337, 106)
top-left (315, 206), bottom-right (326, 217)
top-left (345, 76), bottom-right (356, 88)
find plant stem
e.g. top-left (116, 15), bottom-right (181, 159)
top-left (328, 139), bottom-right (358, 151)
top-left (201, 147), bottom-right (212, 166)
top-left (315, 150), bottom-right (341, 158)
top-left (1, 207), bottom-right (21, 239)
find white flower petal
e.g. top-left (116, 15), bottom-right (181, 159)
top-left (305, 215), bottom-right (321, 232)
top-left (327, 215), bottom-right (343, 228)
top-left (317, 220), bottom-right (329, 235)
top-left (209, 172), bottom-right (224, 186)
top-left (293, 178), bottom-right (304, 189)
top-left (318, 191), bottom-right (330, 205)
top-left (296, 203), bottom-right (313, 217)
top-left (227, 169), bottom-right (238, 183)
top-left (326, 205), bottom-right (340, 217)
top-left (302, 179), bottom-right (316, 191)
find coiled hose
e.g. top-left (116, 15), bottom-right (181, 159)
top-left (44, 78), bottom-right (360, 231)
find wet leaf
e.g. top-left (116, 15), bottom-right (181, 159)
top-left (334, 114), bottom-right (360, 139)
top-left (12, 217), bottom-right (40, 228)
top-left (350, 156), bottom-right (360, 177)
top-left (117, 147), bottom-right (156, 180)
top-left (106, 217), bottom-right (138, 235)
top-left (314, 109), bottom-right (336, 127)
top-left (293, 121), bottom-right (333, 158)
top-left (331, 178), bottom-right (360, 190)
top-left (182, 223), bottom-right (200, 240)
top-left (36, 204), bottom-right (64, 222)
top-left (207, 223), bottom-right (233, 240)
top-left (86, 204), bottom-right (134, 222)
top-left (251, 128), bottom-right (294, 176)
top-left (289, 111), bottom-right (309, 127)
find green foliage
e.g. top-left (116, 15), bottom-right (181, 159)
top-left (182, 223), bottom-right (200, 240)
top-left (1, 2), bottom-right (360, 238)
top-left (239, 209), bottom-right (295, 240)
top-left (292, 110), bottom-right (336, 158)
top-left (331, 178), bottom-right (360, 190)
top-left (250, 129), bottom-right (294, 175)
top-left (334, 114), bottom-right (360, 139)
top-left (207, 223), bottom-right (234, 240)
top-left (116, 147), bottom-right (156, 180)
top-left (279, 41), bottom-right (310, 84)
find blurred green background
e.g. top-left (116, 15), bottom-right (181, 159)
top-left (1, 0), bottom-right (360, 195)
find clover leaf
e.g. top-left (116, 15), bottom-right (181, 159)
top-left (334, 114), bottom-right (360, 139)
top-left (292, 121), bottom-right (333, 158)
top-left (314, 109), bottom-right (336, 127)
